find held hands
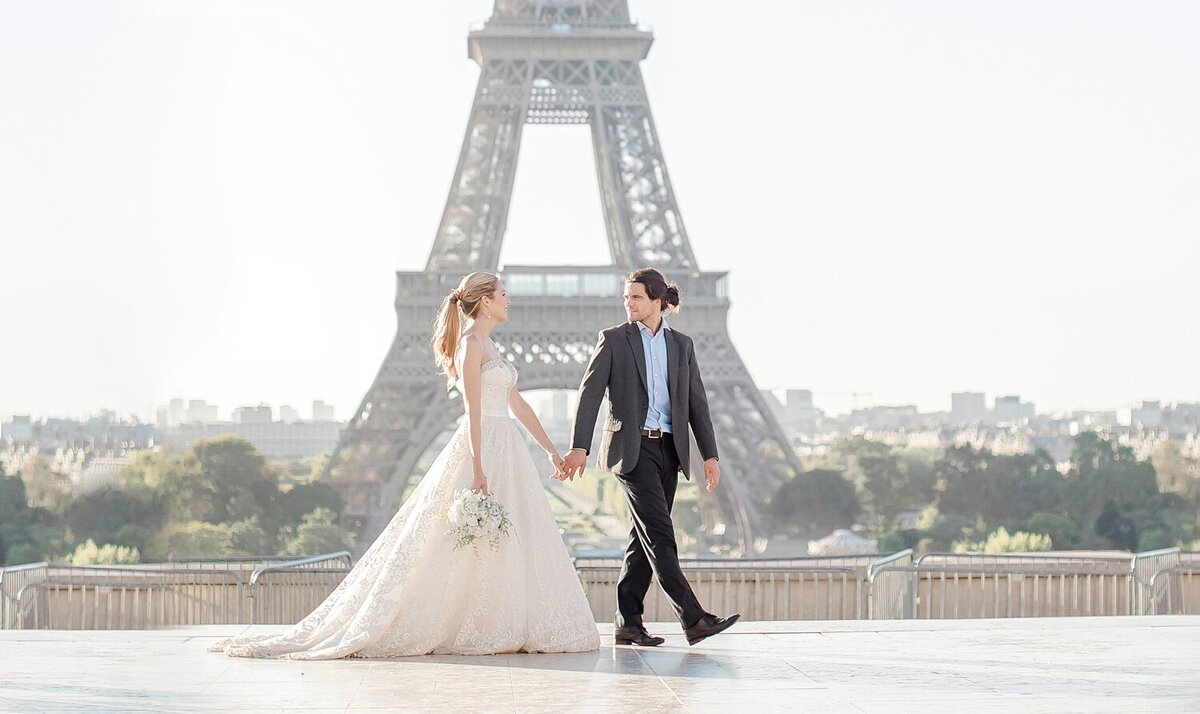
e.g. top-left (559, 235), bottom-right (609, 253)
top-left (560, 449), bottom-right (588, 481)
top-left (547, 451), bottom-right (566, 480)
top-left (703, 457), bottom-right (721, 493)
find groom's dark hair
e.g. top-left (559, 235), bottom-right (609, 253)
top-left (628, 268), bottom-right (681, 313)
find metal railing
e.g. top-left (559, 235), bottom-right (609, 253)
top-left (1180, 553), bottom-right (1200, 615)
top-left (581, 564), bottom-right (867, 622)
top-left (10, 566), bottom-right (245, 629)
top-left (1144, 552), bottom-right (1198, 615)
top-left (573, 554), bottom-right (906, 622)
top-left (248, 552), bottom-right (353, 624)
top-left (1131, 547), bottom-right (1182, 615)
top-left (0, 562), bottom-right (49, 629)
top-left (871, 563), bottom-right (1135, 619)
top-left (869, 548), bottom-right (1185, 619)
top-left (576, 553), bottom-right (903, 573)
top-left (163, 555), bottom-right (344, 571)
top-left (865, 549), bottom-right (916, 618)
top-left (915, 551), bottom-right (1134, 568)
top-left (867, 548), bottom-right (915, 579)
top-left (0, 553), bottom-right (352, 630)
top-left (3, 549), bottom-right (1195, 629)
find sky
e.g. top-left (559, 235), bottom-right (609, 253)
top-left (2, 0), bottom-right (1198, 422)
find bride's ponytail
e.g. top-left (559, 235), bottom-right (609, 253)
top-left (432, 291), bottom-right (463, 388)
top-left (431, 272), bottom-right (501, 388)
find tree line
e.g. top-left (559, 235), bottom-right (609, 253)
top-left (771, 432), bottom-right (1200, 553)
top-left (4, 430), bottom-right (1196, 565)
top-left (1, 435), bottom-right (354, 566)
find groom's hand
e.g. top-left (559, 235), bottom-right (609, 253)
top-left (562, 449), bottom-right (588, 481)
top-left (703, 458), bottom-right (720, 493)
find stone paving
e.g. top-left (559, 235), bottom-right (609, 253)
top-left (1, 617), bottom-right (1198, 712)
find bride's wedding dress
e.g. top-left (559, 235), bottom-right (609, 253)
top-left (210, 358), bottom-right (600, 658)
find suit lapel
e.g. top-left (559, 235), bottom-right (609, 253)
top-left (666, 327), bottom-right (682, 402)
top-left (624, 323), bottom-right (648, 394)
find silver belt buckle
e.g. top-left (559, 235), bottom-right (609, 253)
top-left (643, 428), bottom-right (662, 439)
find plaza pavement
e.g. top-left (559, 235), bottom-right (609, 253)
top-left (1, 616), bottom-right (1198, 712)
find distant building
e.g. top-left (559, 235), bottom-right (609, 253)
top-left (951, 392), bottom-right (987, 423)
top-left (2, 414), bottom-right (155, 453)
top-left (1069, 410), bottom-right (1120, 431)
top-left (2, 415), bottom-right (33, 441)
top-left (142, 399), bottom-right (348, 458)
top-left (1167, 403), bottom-right (1200, 431)
top-left (763, 389), bottom-right (825, 435)
top-left (186, 400), bottom-right (218, 424)
top-left (312, 400), bottom-right (336, 422)
top-left (233, 405), bottom-right (273, 424)
top-left (847, 405), bottom-right (919, 430)
top-left (156, 398), bottom-right (217, 427)
top-left (156, 398), bottom-right (186, 429)
top-left (1, 411), bottom-right (156, 493)
top-left (1131, 401), bottom-right (1164, 429)
top-left (783, 390), bottom-right (824, 434)
top-left (166, 420), bottom-right (343, 459)
top-left (994, 395), bottom-right (1035, 424)
top-left (77, 456), bottom-right (130, 493)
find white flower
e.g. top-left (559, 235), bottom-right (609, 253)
top-left (445, 488), bottom-right (513, 556)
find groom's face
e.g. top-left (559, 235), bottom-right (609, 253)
top-left (623, 281), bottom-right (660, 324)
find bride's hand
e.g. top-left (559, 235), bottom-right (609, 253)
top-left (471, 473), bottom-right (490, 495)
top-left (548, 452), bottom-right (566, 480)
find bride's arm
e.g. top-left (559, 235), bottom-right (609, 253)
top-left (460, 337), bottom-right (488, 492)
top-left (508, 389), bottom-right (562, 465)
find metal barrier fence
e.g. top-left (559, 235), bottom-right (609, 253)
top-left (576, 553), bottom-right (909, 573)
top-left (1147, 552), bottom-right (1200, 615)
top-left (0, 553), bottom-right (352, 630)
top-left (249, 553), bottom-right (355, 625)
top-left (1131, 547), bottom-right (1182, 615)
top-left (2, 549), bottom-right (1194, 629)
top-left (575, 553), bottom-right (913, 622)
top-left (870, 548), bottom-right (1186, 619)
top-left (159, 555), bottom-right (349, 572)
top-left (0, 562), bottom-right (49, 629)
top-left (1182, 553), bottom-right (1200, 615)
top-left (871, 564), bottom-right (1135, 619)
top-left (914, 551), bottom-right (1135, 569)
top-left (12, 568), bottom-right (244, 629)
top-left (578, 564), bottom-right (866, 622)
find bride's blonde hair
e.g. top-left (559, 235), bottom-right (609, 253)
top-left (432, 271), bottom-right (501, 388)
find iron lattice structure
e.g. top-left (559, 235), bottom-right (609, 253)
top-left (324, 0), bottom-right (804, 553)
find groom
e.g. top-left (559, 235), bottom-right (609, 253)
top-left (560, 268), bottom-right (739, 647)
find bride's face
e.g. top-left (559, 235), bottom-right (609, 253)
top-left (483, 283), bottom-right (510, 323)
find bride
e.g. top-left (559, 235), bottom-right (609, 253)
top-left (211, 272), bottom-right (600, 658)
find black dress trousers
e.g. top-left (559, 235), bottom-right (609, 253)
top-left (614, 434), bottom-right (706, 629)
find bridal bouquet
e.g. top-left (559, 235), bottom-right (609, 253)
top-left (446, 488), bottom-right (513, 554)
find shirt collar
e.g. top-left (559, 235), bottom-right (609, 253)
top-left (637, 316), bottom-right (670, 337)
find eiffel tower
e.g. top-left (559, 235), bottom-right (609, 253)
top-left (324, 0), bottom-right (804, 554)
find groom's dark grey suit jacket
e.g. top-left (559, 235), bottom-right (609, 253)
top-left (571, 321), bottom-right (719, 479)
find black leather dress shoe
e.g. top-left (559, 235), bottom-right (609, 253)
top-left (683, 613), bottom-right (740, 646)
top-left (613, 626), bottom-right (665, 647)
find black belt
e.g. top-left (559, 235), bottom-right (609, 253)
top-left (641, 428), bottom-right (669, 439)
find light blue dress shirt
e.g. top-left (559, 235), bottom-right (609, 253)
top-left (638, 317), bottom-right (673, 433)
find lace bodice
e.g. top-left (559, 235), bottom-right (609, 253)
top-left (460, 357), bottom-right (517, 418)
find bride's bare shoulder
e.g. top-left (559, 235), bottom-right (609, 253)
top-left (456, 333), bottom-right (484, 367)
